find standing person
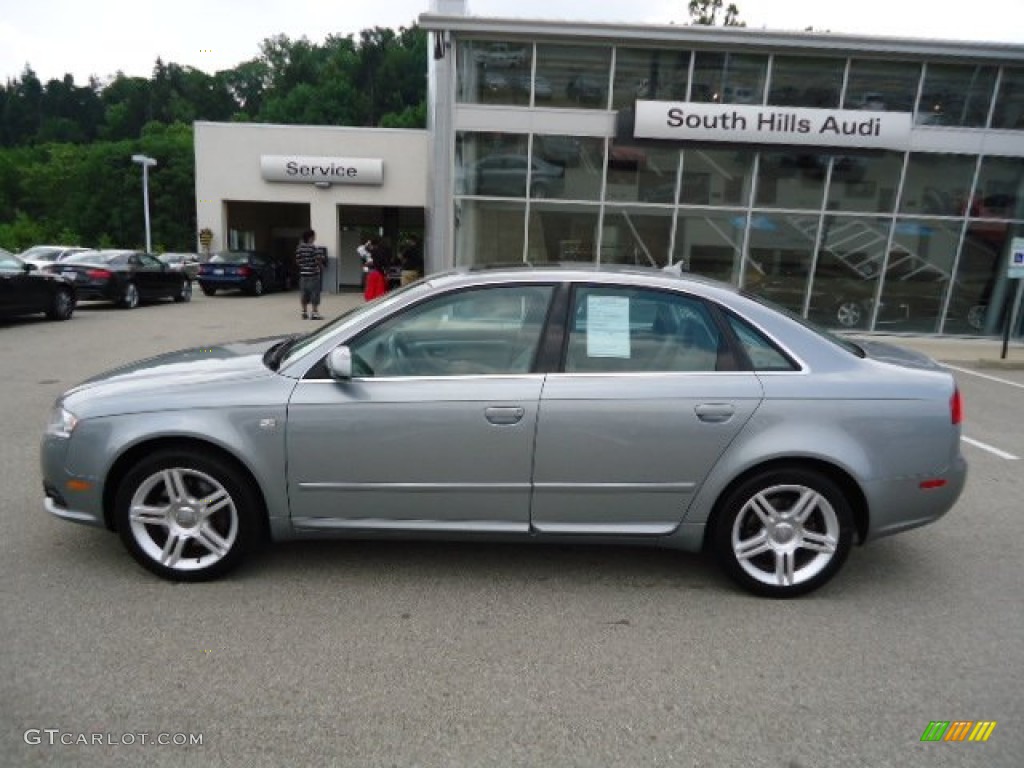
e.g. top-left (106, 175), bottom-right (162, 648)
top-left (363, 241), bottom-right (388, 301)
top-left (399, 234), bottom-right (424, 286)
top-left (356, 237), bottom-right (375, 292)
top-left (295, 229), bottom-right (325, 319)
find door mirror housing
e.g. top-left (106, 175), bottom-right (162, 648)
top-left (326, 346), bottom-right (353, 380)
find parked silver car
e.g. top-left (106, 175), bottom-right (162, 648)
top-left (41, 265), bottom-right (966, 596)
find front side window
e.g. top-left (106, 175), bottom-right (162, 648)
top-left (349, 285), bottom-right (555, 377)
top-left (565, 286), bottom-right (723, 373)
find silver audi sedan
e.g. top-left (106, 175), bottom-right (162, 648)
top-left (41, 265), bottom-right (967, 597)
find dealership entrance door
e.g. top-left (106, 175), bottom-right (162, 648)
top-left (224, 201), bottom-right (310, 289)
top-left (336, 205), bottom-right (425, 291)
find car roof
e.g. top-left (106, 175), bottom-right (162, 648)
top-left (428, 262), bottom-right (740, 297)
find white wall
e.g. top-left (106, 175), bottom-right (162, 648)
top-left (193, 122), bottom-right (430, 256)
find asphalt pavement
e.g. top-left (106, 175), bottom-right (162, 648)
top-left (1, 288), bottom-right (1021, 768)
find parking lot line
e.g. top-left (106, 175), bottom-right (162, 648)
top-left (946, 364), bottom-right (1024, 391)
top-left (961, 436), bottom-right (1020, 461)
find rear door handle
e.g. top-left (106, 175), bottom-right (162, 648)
top-left (695, 403), bottom-right (735, 423)
top-left (484, 406), bottom-right (525, 425)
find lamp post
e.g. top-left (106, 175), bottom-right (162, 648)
top-left (131, 154), bottom-right (157, 252)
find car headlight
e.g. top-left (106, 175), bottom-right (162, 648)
top-left (46, 406), bottom-right (79, 439)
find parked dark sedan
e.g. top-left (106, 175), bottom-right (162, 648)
top-left (47, 249), bottom-right (192, 309)
top-left (198, 251), bottom-right (283, 296)
top-left (0, 248), bottom-right (76, 321)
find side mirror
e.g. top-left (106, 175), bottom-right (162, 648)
top-left (24, 262), bottom-right (37, 272)
top-left (326, 346), bottom-right (353, 380)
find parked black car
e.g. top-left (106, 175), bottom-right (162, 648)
top-left (47, 249), bottom-right (192, 309)
top-left (197, 251), bottom-right (285, 296)
top-left (0, 248), bottom-right (76, 321)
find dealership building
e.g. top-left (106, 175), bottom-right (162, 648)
top-left (194, 0), bottom-right (1024, 336)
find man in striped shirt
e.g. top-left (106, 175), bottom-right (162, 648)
top-left (295, 229), bottom-right (325, 319)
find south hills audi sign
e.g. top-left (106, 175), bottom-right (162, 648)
top-left (634, 101), bottom-right (912, 150)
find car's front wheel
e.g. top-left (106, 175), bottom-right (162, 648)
top-left (46, 288), bottom-right (75, 321)
top-left (713, 467), bottom-right (854, 597)
top-left (120, 282), bottom-right (140, 309)
top-left (114, 449), bottom-right (261, 582)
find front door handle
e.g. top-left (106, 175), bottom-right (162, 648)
top-left (484, 406), bottom-right (525, 425)
top-left (695, 403), bottom-right (735, 423)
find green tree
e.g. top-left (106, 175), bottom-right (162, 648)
top-left (688, 0), bottom-right (744, 26)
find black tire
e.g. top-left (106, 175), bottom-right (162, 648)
top-left (248, 277), bottom-right (264, 297)
top-left (200, 285), bottom-right (217, 297)
top-left (173, 279), bottom-right (192, 303)
top-left (46, 288), bottom-right (75, 321)
top-left (114, 449), bottom-right (261, 582)
top-left (712, 466), bottom-right (854, 598)
top-left (121, 282), bottom-right (140, 309)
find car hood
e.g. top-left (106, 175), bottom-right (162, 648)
top-left (855, 339), bottom-right (947, 372)
top-left (61, 336), bottom-right (287, 415)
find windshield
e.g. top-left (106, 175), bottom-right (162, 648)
top-left (210, 252), bottom-right (252, 264)
top-left (740, 290), bottom-right (865, 358)
top-left (63, 250), bottom-right (118, 264)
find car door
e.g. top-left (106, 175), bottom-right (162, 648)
top-left (286, 283), bottom-right (555, 533)
top-left (138, 253), bottom-right (177, 298)
top-left (0, 254), bottom-right (37, 314)
top-left (531, 284), bottom-right (764, 535)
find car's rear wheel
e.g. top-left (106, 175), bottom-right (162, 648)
top-left (713, 467), bottom-right (854, 597)
top-left (200, 285), bottom-right (217, 297)
top-left (248, 277), bottom-right (264, 297)
top-left (120, 282), bottom-right (140, 309)
top-left (174, 279), bottom-right (192, 303)
top-left (114, 450), bottom-right (259, 582)
top-left (46, 288), bottom-right (74, 321)
top-left (834, 300), bottom-right (864, 328)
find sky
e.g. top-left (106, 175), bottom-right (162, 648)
top-left (2, 0), bottom-right (1022, 85)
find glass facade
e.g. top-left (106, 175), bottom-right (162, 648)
top-left (445, 33), bottom-right (1024, 337)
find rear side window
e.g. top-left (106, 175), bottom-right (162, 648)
top-left (725, 313), bottom-right (798, 371)
top-left (565, 286), bottom-right (724, 373)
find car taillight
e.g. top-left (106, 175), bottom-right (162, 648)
top-left (86, 269), bottom-right (112, 280)
top-left (238, 266), bottom-right (252, 276)
top-left (198, 264), bottom-right (210, 274)
top-left (950, 387), bottom-right (962, 425)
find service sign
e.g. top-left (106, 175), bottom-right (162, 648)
top-left (260, 155), bottom-right (384, 185)
top-left (1009, 237), bottom-right (1024, 279)
top-left (634, 101), bottom-right (913, 151)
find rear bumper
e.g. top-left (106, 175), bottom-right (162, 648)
top-left (863, 456), bottom-right (968, 541)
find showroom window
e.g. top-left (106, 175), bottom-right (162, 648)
top-left (456, 40), bottom-right (534, 106)
top-left (600, 206), bottom-right (674, 267)
top-left (916, 62), bottom-right (997, 127)
top-left (991, 67), bottom-right (1024, 130)
top-left (535, 43), bottom-right (612, 109)
top-left (455, 199), bottom-right (526, 266)
top-left (843, 59), bottom-right (921, 112)
top-left (767, 55), bottom-right (844, 108)
top-left (826, 152), bottom-right (903, 215)
top-left (672, 211), bottom-right (745, 283)
top-left (899, 153), bottom-right (977, 216)
top-left (613, 47), bottom-right (690, 107)
top-left (690, 51), bottom-right (768, 104)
